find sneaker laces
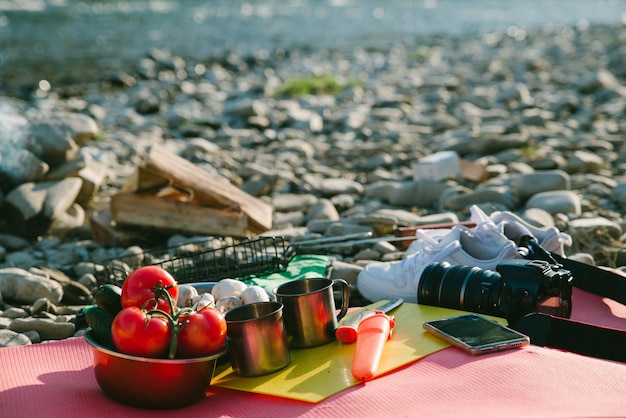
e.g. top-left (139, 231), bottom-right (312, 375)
top-left (398, 229), bottom-right (461, 289)
top-left (471, 204), bottom-right (572, 254)
top-left (557, 231), bottom-right (573, 248)
top-left (468, 219), bottom-right (505, 241)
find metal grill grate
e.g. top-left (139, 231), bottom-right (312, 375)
top-left (95, 236), bottom-right (289, 286)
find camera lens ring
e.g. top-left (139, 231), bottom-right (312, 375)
top-left (418, 262), bottom-right (450, 304)
top-left (438, 264), bottom-right (483, 309)
top-left (457, 266), bottom-right (481, 308)
top-left (418, 261), bottom-right (504, 317)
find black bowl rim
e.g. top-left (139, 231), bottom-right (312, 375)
top-left (84, 329), bottom-right (228, 363)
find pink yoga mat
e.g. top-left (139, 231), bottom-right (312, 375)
top-left (2, 287), bottom-right (626, 418)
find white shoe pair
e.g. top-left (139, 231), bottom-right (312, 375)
top-left (356, 205), bottom-right (572, 304)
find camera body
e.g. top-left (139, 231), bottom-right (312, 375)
top-left (417, 259), bottom-right (573, 325)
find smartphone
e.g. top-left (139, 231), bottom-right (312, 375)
top-left (422, 314), bottom-right (530, 355)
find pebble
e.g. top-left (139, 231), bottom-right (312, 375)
top-left (0, 268), bottom-right (64, 305)
top-left (1, 22), bottom-right (626, 347)
top-left (8, 318), bottom-right (76, 341)
top-left (0, 329), bottom-right (32, 347)
top-left (525, 190), bottom-right (582, 216)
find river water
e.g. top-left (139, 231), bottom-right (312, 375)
top-left (1, 0), bottom-right (626, 89)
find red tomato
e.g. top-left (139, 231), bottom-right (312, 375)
top-left (121, 266), bottom-right (178, 313)
top-left (176, 307), bottom-right (227, 358)
top-left (111, 307), bottom-right (171, 358)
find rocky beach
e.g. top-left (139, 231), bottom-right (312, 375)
top-left (2, 18), bottom-right (626, 347)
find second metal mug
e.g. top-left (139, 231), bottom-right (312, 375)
top-left (225, 301), bottom-right (290, 377)
top-left (274, 277), bottom-right (350, 348)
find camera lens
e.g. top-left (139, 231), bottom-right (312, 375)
top-left (417, 262), bottom-right (505, 317)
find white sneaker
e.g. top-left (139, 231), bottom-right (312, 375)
top-left (470, 205), bottom-right (572, 256)
top-left (357, 221), bottom-right (520, 303)
top-left (405, 205), bottom-right (572, 257)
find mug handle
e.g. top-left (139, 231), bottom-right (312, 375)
top-left (332, 279), bottom-right (350, 321)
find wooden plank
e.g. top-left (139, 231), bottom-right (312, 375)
top-left (88, 210), bottom-right (138, 246)
top-left (121, 166), bottom-right (170, 194)
top-left (110, 193), bottom-right (251, 237)
top-left (137, 145), bottom-right (273, 233)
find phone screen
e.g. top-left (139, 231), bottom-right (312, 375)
top-left (423, 314), bottom-right (529, 355)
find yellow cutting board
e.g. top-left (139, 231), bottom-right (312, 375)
top-left (212, 302), bottom-right (507, 403)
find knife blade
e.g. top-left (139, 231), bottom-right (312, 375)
top-left (336, 298), bottom-right (403, 343)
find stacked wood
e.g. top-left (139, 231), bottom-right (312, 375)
top-left (90, 145), bottom-right (273, 244)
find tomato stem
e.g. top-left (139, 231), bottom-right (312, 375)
top-left (150, 282), bottom-right (194, 359)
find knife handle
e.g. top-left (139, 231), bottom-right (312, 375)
top-left (351, 313), bottom-right (395, 382)
top-left (336, 309), bottom-right (380, 343)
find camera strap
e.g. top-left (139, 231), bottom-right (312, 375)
top-left (514, 313), bottom-right (626, 362)
top-left (551, 252), bottom-right (626, 306)
top-left (516, 237), bottom-right (626, 362)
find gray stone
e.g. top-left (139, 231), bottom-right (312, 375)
top-left (505, 170), bottom-right (571, 200)
top-left (388, 180), bottom-right (449, 208)
top-left (611, 182), bottom-right (626, 208)
top-left (525, 190), bottom-right (582, 216)
top-left (4, 182), bottom-right (47, 221)
top-left (8, 318), bottom-right (76, 340)
top-left (274, 211), bottom-right (307, 228)
top-left (1, 307), bottom-right (30, 319)
top-left (30, 298), bottom-right (57, 315)
top-left (363, 181), bottom-right (402, 201)
top-left (0, 317), bottom-right (11, 328)
top-left (271, 193), bottom-right (318, 212)
top-left (0, 329), bottom-right (32, 347)
top-left (568, 252), bottom-right (596, 266)
top-left (2, 177), bottom-right (83, 238)
top-left (579, 69), bottom-right (623, 94)
top-left (329, 260), bottom-right (362, 287)
top-left (352, 248), bottom-right (384, 261)
top-left (440, 189), bottom-right (515, 212)
top-left (568, 217), bottom-right (623, 240)
top-left (318, 178), bottom-right (364, 196)
top-left (0, 234), bottom-right (31, 251)
top-left (3, 251), bottom-right (41, 269)
top-left (240, 174), bottom-right (279, 197)
top-left (307, 198), bottom-right (340, 222)
top-left (23, 330), bottom-right (41, 343)
top-left (42, 177), bottom-right (83, 218)
top-left (77, 273), bottom-right (98, 292)
top-left (519, 208), bottom-right (558, 229)
top-left (0, 148), bottom-right (49, 184)
top-left (330, 194), bottom-right (356, 211)
top-left (46, 160), bottom-right (107, 204)
top-left (324, 222), bottom-right (374, 238)
top-left (359, 153), bottom-right (394, 171)
top-left (565, 150), bottom-right (605, 174)
top-left (0, 268), bottom-right (64, 304)
top-left (47, 203), bottom-right (85, 237)
top-left (25, 120), bottom-right (79, 167)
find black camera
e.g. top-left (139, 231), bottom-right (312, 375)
top-left (417, 259), bottom-right (573, 325)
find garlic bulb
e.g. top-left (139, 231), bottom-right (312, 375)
top-left (177, 284), bottom-right (199, 308)
top-left (191, 292), bottom-right (215, 311)
top-left (216, 295), bottom-right (243, 313)
top-left (211, 278), bottom-right (248, 300)
top-left (241, 285), bottom-right (270, 304)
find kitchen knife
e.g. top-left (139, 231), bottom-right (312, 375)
top-left (336, 298), bottom-right (403, 343)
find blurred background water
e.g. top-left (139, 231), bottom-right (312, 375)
top-left (1, 0), bottom-right (625, 89)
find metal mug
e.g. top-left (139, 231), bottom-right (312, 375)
top-left (274, 277), bottom-right (350, 348)
top-left (225, 301), bottom-right (290, 377)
